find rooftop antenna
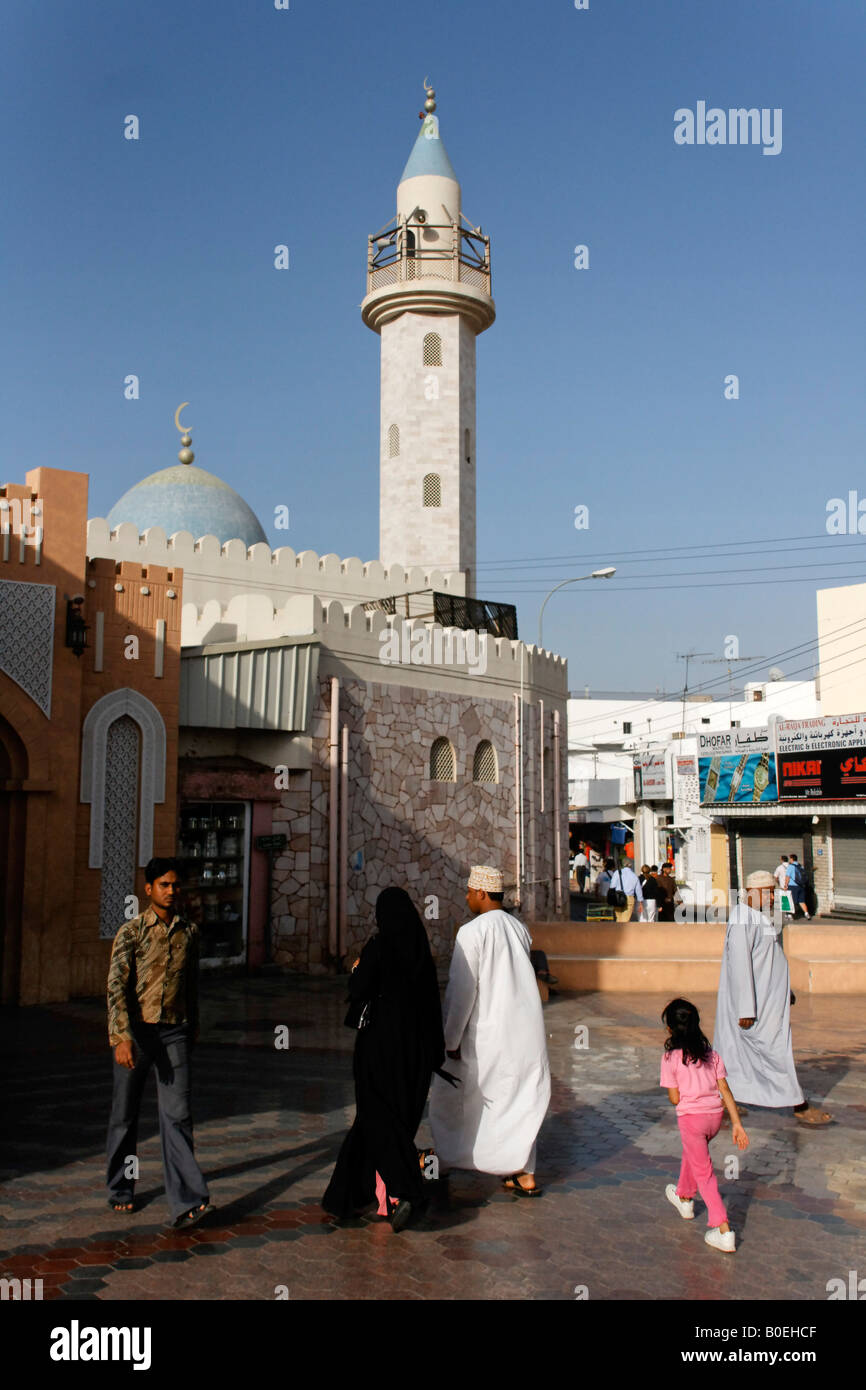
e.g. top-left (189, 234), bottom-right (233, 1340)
top-left (675, 650), bottom-right (712, 734)
top-left (699, 653), bottom-right (767, 698)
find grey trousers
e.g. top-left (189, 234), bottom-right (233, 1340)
top-left (106, 1021), bottom-right (209, 1221)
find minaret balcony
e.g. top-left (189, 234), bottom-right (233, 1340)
top-left (362, 219), bottom-right (495, 334)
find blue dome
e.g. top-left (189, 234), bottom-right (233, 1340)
top-left (106, 464), bottom-right (268, 547)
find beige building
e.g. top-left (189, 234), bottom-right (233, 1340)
top-left (816, 581), bottom-right (866, 716)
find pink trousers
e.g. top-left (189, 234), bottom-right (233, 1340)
top-left (676, 1110), bottom-right (728, 1227)
top-left (375, 1172), bottom-right (398, 1216)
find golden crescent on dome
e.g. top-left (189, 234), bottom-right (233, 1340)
top-left (423, 76), bottom-right (432, 92)
top-left (174, 402), bottom-right (191, 435)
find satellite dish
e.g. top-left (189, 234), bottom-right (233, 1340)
top-left (768, 667), bottom-right (785, 681)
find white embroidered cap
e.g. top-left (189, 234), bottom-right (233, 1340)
top-left (468, 865), bottom-right (504, 893)
top-left (746, 870), bottom-right (775, 889)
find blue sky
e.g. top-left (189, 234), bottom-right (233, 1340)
top-left (3, 0), bottom-right (864, 692)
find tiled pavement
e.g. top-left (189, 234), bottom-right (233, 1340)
top-left (1, 975), bottom-right (864, 1301)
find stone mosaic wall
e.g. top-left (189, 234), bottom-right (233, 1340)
top-left (269, 676), bottom-right (567, 972)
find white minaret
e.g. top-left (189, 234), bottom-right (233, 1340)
top-left (361, 83), bottom-right (495, 596)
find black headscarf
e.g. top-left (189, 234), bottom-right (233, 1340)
top-left (374, 886), bottom-right (432, 987)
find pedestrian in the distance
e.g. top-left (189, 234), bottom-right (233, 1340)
top-left (786, 854), bottom-right (811, 920)
top-left (656, 863), bottom-right (678, 921)
top-left (640, 865), bottom-right (662, 923)
top-left (608, 859), bottom-right (643, 922)
top-left (660, 998), bottom-right (749, 1254)
top-left (106, 858), bottom-right (213, 1228)
top-left (572, 846), bottom-right (589, 893)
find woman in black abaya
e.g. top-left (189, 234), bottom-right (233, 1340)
top-left (322, 886), bottom-right (448, 1231)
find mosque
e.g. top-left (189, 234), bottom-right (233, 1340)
top-left (0, 86), bottom-right (568, 1006)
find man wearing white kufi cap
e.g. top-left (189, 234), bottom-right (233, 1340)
top-left (428, 866), bottom-right (551, 1194)
top-left (713, 871), bottom-right (830, 1125)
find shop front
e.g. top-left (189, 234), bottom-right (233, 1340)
top-left (177, 756), bottom-right (282, 969)
top-left (178, 801), bottom-right (250, 965)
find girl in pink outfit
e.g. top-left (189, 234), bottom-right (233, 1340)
top-left (660, 998), bottom-right (749, 1253)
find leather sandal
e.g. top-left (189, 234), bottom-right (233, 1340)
top-left (502, 1173), bottom-right (543, 1198)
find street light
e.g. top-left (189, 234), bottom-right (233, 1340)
top-left (537, 567), bottom-right (616, 649)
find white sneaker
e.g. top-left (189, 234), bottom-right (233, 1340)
top-left (665, 1184), bottom-right (695, 1219)
top-left (705, 1227), bottom-right (736, 1253)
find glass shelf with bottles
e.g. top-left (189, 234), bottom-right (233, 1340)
top-left (177, 803), bottom-right (247, 957)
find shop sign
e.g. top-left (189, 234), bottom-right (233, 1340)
top-left (776, 712), bottom-right (866, 800)
top-left (698, 727), bottom-right (776, 804)
top-left (255, 834), bottom-right (288, 852)
top-left (637, 753), bottom-right (669, 799)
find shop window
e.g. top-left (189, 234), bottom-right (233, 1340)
top-left (178, 802), bottom-right (249, 962)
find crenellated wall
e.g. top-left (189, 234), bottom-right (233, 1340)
top-left (177, 588), bottom-right (567, 701)
top-left (86, 519), bottom-right (467, 613)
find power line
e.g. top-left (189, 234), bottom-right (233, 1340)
top-left (475, 531), bottom-right (866, 570)
top-left (569, 644), bottom-right (866, 779)
top-left (491, 553), bottom-right (866, 587)
top-left (566, 613), bottom-right (866, 732)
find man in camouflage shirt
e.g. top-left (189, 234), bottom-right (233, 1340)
top-left (106, 857), bottom-right (212, 1227)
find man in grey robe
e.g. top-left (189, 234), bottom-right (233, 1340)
top-left (713, 870), bottom-right (830, 1126)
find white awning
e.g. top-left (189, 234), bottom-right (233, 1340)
top-left (706, 802), bottom-right (866, 818)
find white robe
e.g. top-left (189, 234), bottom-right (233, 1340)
top-left (429, 909), bottom-right (551, 1174)
top-left (713, 904), bottom-right (804, 1107)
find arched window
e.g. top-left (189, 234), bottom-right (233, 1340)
top-left (473, 740), bottom-right (498, 784)
top-left (388, 424), bottom-right (400, 458)
top-left (423, 332), bottom-right (442, 367)
top-left (422, 473), bottom-right (441, 507)
top-left (429, 737), bottom-right (456, 782)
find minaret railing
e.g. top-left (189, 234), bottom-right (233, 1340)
top-left (367, 220), bottom-right (491, 296)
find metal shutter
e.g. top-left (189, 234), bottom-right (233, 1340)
top-left (831, 820), bottom-right (866, 907)
top-left (739, 831), bottom-right (804, 885)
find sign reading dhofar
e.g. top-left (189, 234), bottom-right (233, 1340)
top-left (698, 726), bottom-right (776, 804)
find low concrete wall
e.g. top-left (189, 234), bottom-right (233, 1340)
top-left (529, 921), bottom-right (866, 994)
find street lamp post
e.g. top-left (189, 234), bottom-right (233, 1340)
top-left (537, 567), bottom-right (616, 649)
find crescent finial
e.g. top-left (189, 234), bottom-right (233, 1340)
top-left (174, 402), bottom-right (191, 435)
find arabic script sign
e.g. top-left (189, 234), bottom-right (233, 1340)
top-left (776, 712), bottom-right (866, 755)
top-left (776, 712), bottom-right (866, 800)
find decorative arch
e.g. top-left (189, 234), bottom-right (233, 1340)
top-left (81, 688), bottom-right (166, 869)
top-left (0, 671), bottom-right (51, 785)
top-left (472, 740), bottom-right (499, 784)
top-left (429, 737), bottom-right (456, 783)
top-left (0, 714), bottom-right (28, 783)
